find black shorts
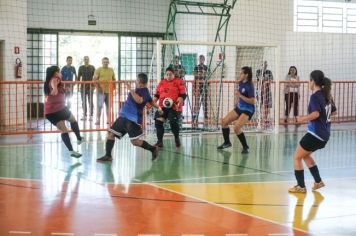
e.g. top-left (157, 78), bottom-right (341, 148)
top-left (45, 107), bottom-right (72, 125)
top-left (299, 133), bottom-right (327, 152)
top-left (234, 107), bottom-right (254, 120)
top-left (154, 107), bottom-right (181, 122)
top-left (109, 117), bottom-right (143, 140)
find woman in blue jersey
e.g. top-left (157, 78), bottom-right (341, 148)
top-left (217, 66), bottom-right (255, 153)
top-left (289, 70), bottom-right (337, 193)
top-left (97, 73), bottom-right (162, 162)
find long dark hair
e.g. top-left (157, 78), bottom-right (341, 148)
top-left (310, 70), bottom-right (332, 104)
top-left (288, 66), bottom-right (298, 76)
top-left (44, 66), bottom-right (60, 95)
top-left (241, 66), bottom-right (253, 83)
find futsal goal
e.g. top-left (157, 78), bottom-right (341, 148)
top-left (147, 40), bottom-right (280, 134)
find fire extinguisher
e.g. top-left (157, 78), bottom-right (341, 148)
top-left (15, 58), bottom-right (22, 79)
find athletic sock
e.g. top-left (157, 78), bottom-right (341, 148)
top-left (141, 141), bottom-right (155, 152)
top-left (105, 139), bottom-right (115, 157)
top-left (70, 122), bottom-right (81, 140)
top-left (61, 133), bottom-right (73, 151)
top-left (309, 165), bottom-right (322, 183)
top-left (222, 127), bottom-right (230, 143)
top-left (295, 170), bottom-right (305, 188)
top-left (237, 132), bottom-right (248, 149)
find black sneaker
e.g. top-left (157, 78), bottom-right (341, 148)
top-left (217, 142), bottom-right (232, 150)
top-left (97, 155), bottom-right (113, 162)
top-left (154, 141), bottom-right (163, 148)
top-left (151, 147), bottom-right (159, 161)
top-left (241, 147), bottom-right (249, 154)
top-left (175, 137), bottom-right (181, 148)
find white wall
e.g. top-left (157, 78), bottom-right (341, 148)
top-left (172, 0), bottom-right (356, 82)
top-left (27, 0), bottom-right (169, 33)
top-left (0, 0), bottom-right (27, 126)
top-left (229, 0), bottom-right (356, 81)
top-left (281, 32), bottom-right (356, 81)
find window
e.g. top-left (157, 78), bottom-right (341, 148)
top-left (120, 36), bottom-right (161, 80)
top-left (27, 33), bottom-right (57, 82)
top-left (294, 0), bottom-right (356, 33)
top-left (27, 32), bottom-right (57, 107)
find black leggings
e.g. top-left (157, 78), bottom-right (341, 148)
top-left (285, 92), bottom-right (299, 117)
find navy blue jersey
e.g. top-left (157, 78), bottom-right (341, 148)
top-left (237, 81), bottom-right (255, 113)
top-left (119, 87), bottom-right (152, 124)
top-left (61, 66), bottom-right (76, 81)
top-left (307, 90), bottom-right (337, 141)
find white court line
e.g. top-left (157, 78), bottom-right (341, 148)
top-left (154, 176), bottom-right (356, 185)
top-left (148, 173), bottom-right (266, 183)
top-left (94, 234), bottom-right (118, 236)
top-left (268, 234), bottom-right (292, 236)
top-left (148, 183), bottom-right (308, 235)
top-left (51, 233), bottom-right (74, 235)
top-left (225, 234), bottom-right (248, 236)
top-left (137, 234), bottom-right (160, 236)
top-left (9, 231), bottom-right (31, 234)
top-left (181, 234), bottom-right (204, 236)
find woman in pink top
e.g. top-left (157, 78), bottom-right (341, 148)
top-left (44, 66), bottom-right (83, 158)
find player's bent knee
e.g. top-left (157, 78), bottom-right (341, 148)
top-left (130, 139), bottom-right (141, 146)
top-left (107, 132), bottom-right (115, 140)
top-left (234, 126), bottom-right (241, 134)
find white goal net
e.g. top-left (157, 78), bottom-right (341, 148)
top-left (147, 40), bottom-right (279, 134)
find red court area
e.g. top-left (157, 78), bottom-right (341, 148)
top-left (0, 178), bottom-right (306, 236)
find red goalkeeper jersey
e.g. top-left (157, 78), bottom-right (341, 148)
top-left (155, 77), bottom-right (186, 112)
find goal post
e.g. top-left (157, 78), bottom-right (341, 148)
top-left (148, 40), bottom-right (280, 134)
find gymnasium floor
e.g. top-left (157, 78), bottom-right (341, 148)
top-left (1, 126), bottom-right (356, 236)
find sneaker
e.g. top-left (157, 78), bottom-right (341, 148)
top-left (77, 137), bottom-right (85, 145)
top-left (312, 181), bottom-right (325, 191)
top-left (175, 137), bottom-right (181, 148)
top-left (288, 185), bottom-right (306, 193)
top-left (217, 142), bottom-right (232, 150)
top-left (241, 147), bottom-right (249, 154)
top-left (154, 141), bottom-right (163, 148)
top-left (70, 151), bottom-right (82, 158)
top-left (97, 155), bottom-right (113, 162)
top-left (151, 147), bottom-right (159, 161)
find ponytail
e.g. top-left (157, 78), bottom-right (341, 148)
top-left (44, 66), bottom-right (60, 95)
top-left (310, 70), bottom-right (332, 104)
top-left (321, 77), bottom-right (332, 104)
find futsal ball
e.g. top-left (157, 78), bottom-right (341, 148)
top-left (163, 97), bottom-right (174, 108)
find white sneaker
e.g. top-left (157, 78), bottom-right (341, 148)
top-left (77, 137), bottom-right (85, 145)
top-left (70, 151), bottom-right (82, 158)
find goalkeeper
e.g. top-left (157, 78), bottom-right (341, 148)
top-left (153, 67), bottom-right (187, 148)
